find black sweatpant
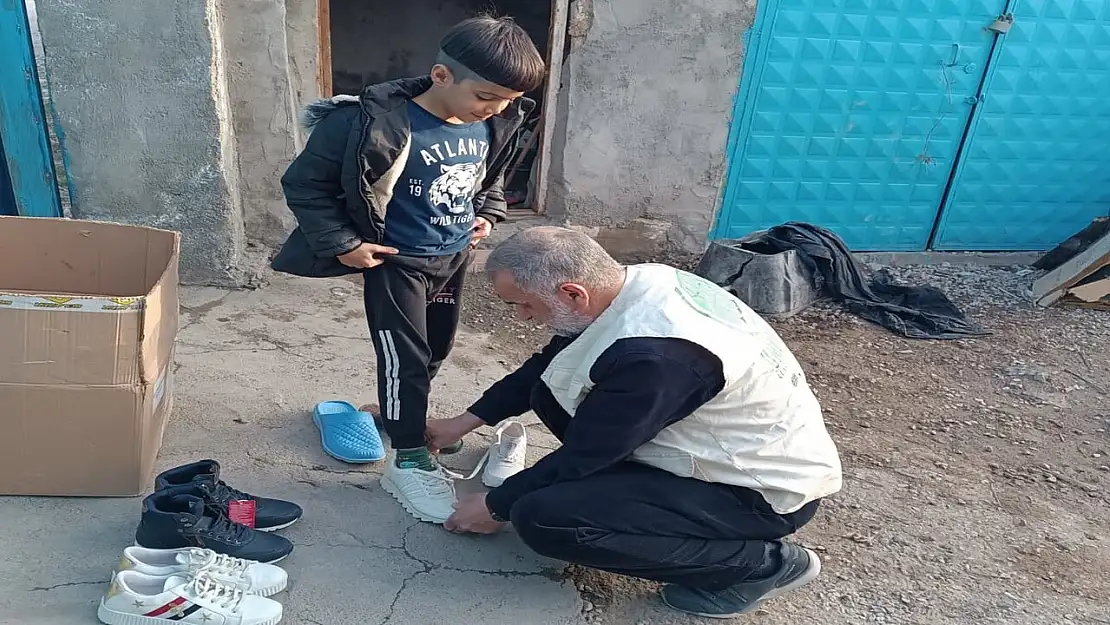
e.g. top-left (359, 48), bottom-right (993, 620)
top-left (363, 250), bottom-right (470, 449)
top-left (509, 384), bottom-right (820, 590)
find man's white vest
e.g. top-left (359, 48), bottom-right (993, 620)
top-left (540, 264), bottom-right (843, 514)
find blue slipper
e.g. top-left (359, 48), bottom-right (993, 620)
top-left (312, 400), bottom-right (386, 463)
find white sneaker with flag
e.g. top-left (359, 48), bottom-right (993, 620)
top-left (381, 457), bottom-right (459, 524)
top-left (116, 546), bottom-right (288, 597)
top-left (97, 569), bottom-right (283, 625)
top-left (482, 420), bottom-right (527, 487)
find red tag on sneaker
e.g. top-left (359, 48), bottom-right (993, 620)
top-left (228, 499), bottom-right (256, 528)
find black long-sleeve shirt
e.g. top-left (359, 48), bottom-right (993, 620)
top-left (467, 335), bottom-right (726, 520)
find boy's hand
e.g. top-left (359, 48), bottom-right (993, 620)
top-left (337, 243), bottom-right (398, 269)
top-left (470, 217), bottom-right (494, 246)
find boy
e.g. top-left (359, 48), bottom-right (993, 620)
top-left (271, 15), bottom-right (545, 524)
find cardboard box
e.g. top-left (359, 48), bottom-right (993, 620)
top-left (0, 216), bottom-right (179, 496)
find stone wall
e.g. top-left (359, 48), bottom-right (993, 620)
top-left (547, 0), bottom-right (754, 254)
top-left (34, 0), bottom-right (246, 284)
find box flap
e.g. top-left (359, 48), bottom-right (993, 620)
top-left (0, 217), bottom-right (180, 386)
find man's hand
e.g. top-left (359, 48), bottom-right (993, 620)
top-left (426, 412), bottom-right (485, 453)
top-left (445, 493), bottom-right (507, 534)
top-left (470, 216), bottom-right (494, 247)
top-left (337, 243), bottom-right (399, 269)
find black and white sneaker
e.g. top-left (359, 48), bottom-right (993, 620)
top-left (155, 459), bottom-right (303, 532)
top-left (135, 485), bottom-right (294, 564)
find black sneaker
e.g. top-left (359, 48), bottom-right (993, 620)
top-left (135, 484), bottom-right (294, 564)
top-left (155, 459), bottom-right (303, 532)
top-left (659, 543), bottom-right (822, 618)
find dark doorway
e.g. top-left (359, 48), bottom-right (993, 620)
top-left (324, 0), bottom-right (558, 212)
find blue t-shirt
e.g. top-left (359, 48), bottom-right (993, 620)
top-left (382, 101), bottom-right (490, 256)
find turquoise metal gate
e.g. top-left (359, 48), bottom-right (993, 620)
top-left (716, 0), bottom-right (1110, 251)
top-left (931, 0), bottom-right (1110, 250)
top-left (0, 0), bottom-right (62, 218)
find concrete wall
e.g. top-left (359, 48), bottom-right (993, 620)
top-left (34, 0), bottom-right (246, 285)
top-left (547, 0), bottom-right (754, 254)
top-left (218, 0), bottom-right (303, 250)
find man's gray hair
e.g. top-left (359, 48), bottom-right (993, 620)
top-left (485, 226), bottom-right (625, 295)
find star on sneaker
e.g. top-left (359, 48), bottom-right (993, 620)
top-left (380, 455), bottom-right (458, 524)
top-left (659, 543), bottom-right (822, 618)
top-left (117, 546), bottom-right (288, 597)
top-left (482, 420), bottom-right (527, 487)
top-left (98, 569), bottom-right (283, 625)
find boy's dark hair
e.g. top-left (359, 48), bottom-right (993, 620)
top-left (437, 15), bottom-right (546, 93)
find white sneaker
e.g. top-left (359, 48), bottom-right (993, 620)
top-left (116, 546), bottom-right (288, 597)
top-left (482, 421), bottom-right (527, 488)
top-left (98, 569), bottom-right (283, 625)
top-left (380, 456), bottom-right (458, 524)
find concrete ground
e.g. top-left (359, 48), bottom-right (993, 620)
top-left (0, 273), bottom-right (585, 625)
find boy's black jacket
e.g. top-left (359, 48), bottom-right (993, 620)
top-left (271, 76), bottom-right (535, 278)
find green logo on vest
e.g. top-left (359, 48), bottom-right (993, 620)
top-left (674, 270), bottom-right (746, 324)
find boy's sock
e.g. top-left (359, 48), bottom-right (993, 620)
top-left (395, 446), bottom-right (436, 471)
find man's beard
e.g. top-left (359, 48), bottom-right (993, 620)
top-left (547, 300), bottom-right (594, 337)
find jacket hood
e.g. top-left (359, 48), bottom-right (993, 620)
top-left (299, 94), bottom-right (360, 131)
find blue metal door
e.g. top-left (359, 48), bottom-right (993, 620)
top-left (0, 0), bottom-right (62, 218)
top-left (932, 0), bottom-right (1110, 250)
top-left (0, 136), bottom-right (17, 215)
top-left (715, 0), bottom-right (1007, 250)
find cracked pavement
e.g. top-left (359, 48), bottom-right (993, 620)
top-left (0, 274), bottom-right (585, 625)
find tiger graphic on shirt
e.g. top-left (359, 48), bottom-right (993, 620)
top-left (428, 162), bottom-right (481, 214)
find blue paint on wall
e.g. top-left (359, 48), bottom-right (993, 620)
top-left (0, 135), bottom-right (17, 216)
top-left (0, 0), bottom-right (63, 218)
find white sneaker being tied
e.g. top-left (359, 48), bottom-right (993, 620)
top-left (98, 569), bottom-right (283, 625)
top-left (116, 546), bottom-right (288, 597)
top-left (482, 420), bottom-right (527, 488)
top-left (381, 457), bottom-right (458, 524)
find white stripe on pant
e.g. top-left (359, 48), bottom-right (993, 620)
top-left (377, 329), bottom-right (402, 420)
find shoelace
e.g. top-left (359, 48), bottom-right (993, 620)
top-left (210, 480), bottom-right (254, 504)
top-left (201, 503), bottom-right (253, 543)
top-left (187, 570), bottom-right (246, 611)
top-left (411, 431), bottom-right (526, 493)
top-left (185, 548), bottom-right (250, 580)
top-left (414, 464), bottom-right (463, 497)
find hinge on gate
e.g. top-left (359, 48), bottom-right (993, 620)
top-left (987, 13), bottom-right (1014, 34)
top-left (964, 94), bottom-right (985, 105)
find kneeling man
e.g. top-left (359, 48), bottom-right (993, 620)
top-left (431, 226), bottom-right (843, 618)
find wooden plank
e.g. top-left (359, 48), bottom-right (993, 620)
top-left (0, 0), bottom-right (62, 218)
top-left (533, 0), bottom-right (569, 216)
top-left (316, 0), bottom-right (332, 97)
top-left (1033, 230), bottom-right (1110, 307)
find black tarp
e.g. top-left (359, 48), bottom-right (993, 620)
top-left (740, 222), bottom-right (989, 340)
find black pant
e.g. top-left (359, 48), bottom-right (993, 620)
top-left (509, 384), bottom-right (820, 590)
top-left (363, 250), bottom-right (470, 449)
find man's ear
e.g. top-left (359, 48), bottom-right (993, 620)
top-left (559, 283), bottom-right (589, 303)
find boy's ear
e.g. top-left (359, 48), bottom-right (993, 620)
top-left (430, 64), bottom-right (454, 86)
